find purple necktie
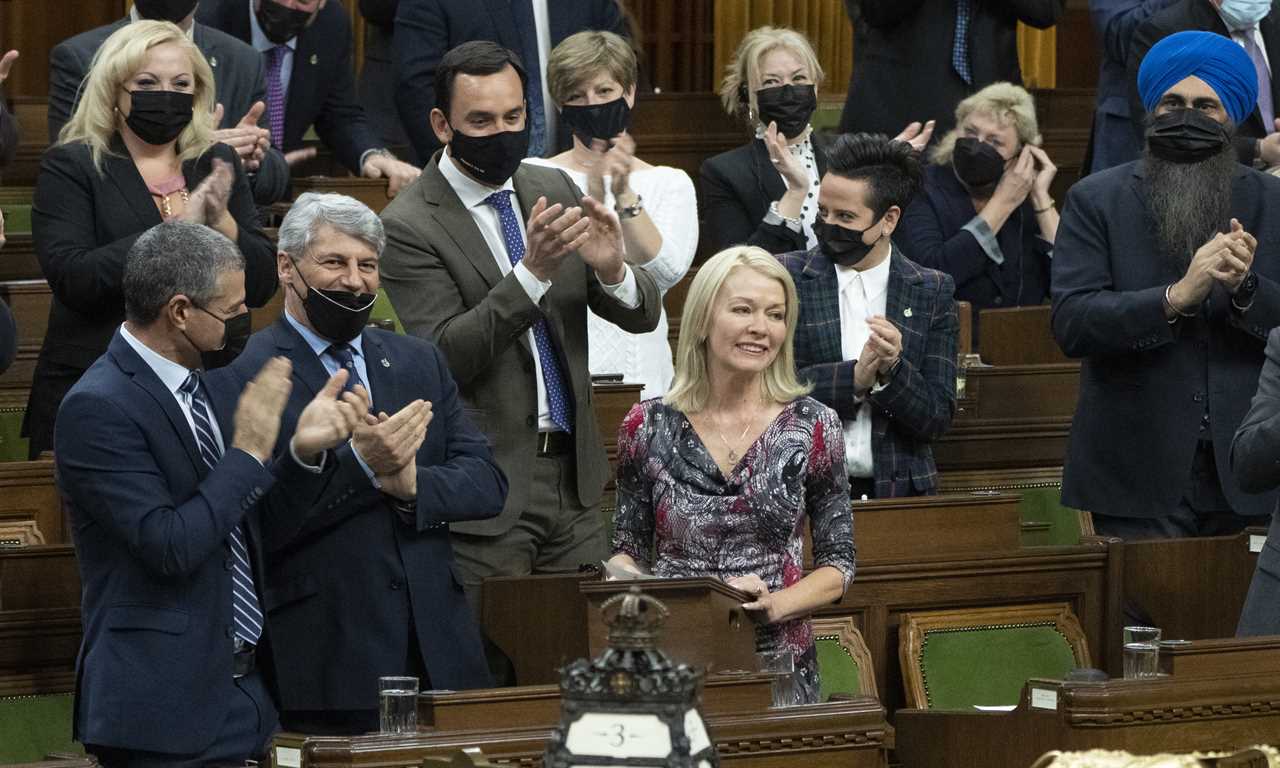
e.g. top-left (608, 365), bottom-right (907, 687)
top-left (1242, 32), bottom-right (1275, 134)
top-left (265, 45), bottom-right (288, 148)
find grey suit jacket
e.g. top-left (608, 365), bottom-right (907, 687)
top-left (1232, 327), bottom-right (1280, 636)
top-left (379, 155), bottom-right (662, 536)
top-left (47, 18), bottom-right (289, 205)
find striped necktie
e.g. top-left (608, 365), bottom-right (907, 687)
top-left (179, 372), bottom-right (263, 646)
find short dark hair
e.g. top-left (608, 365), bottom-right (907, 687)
top-left (434, 40), bottom-right (529, 121)
top-left (123, 221), bottom-right (244, 325)
top-left (823, 133), bottom-right (922, 218)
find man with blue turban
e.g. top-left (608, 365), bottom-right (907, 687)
top-left (1052, 29), bottom-right (1280, 548)
top-left (1128, 0), bottom-right (1280, 168)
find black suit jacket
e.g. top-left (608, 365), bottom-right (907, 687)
top-left (1051, 159), bottom-right (1280, 519)
top-left (56, 330), bottom-right (334, 754)
top-left (47, 18), bottom-right (291, 205)
top-left (0, 95), bottom-right (16, 171)
top-left (1128, 0), bottom-right (1280, 165)
top-left (198, 0), bottom-right (379, 174)
top-left (839, 0), bottom-right (1062, 137)
top-left (1232, 327), bottom-right (1280, 635)
top-left (228, 318), bottom-right (504, 711)
top-left (25, 139), bottom-right (277, 458)
top-left (391, 0), bottom-right (627, 163)
top-left (699, 137), bottom-right (828, 255)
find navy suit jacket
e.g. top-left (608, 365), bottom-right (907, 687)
top-left (778, 245), bottom-right (959, 497)
top-left (198, 0), bottom-right (380, 174)
top-left (1086, 0), bottom-right (1180, 173)
top-left (1052, 160), bottom-right (1280, 519)
top-left (391, 0), bottom-right (627, 163)
top-left (1232, 328), bottom-right (1280, 635)
top-left (55, 330), bottom-right (335, 754)
top-left (227, 318), bottom-right (505, 711)
top-left (899, 162), bottom-right (1051, 324)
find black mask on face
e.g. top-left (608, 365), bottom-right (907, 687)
top-left (255, 0), bottom-right (312, 45)
top-left (448, 123), bottom-right (531, 186)
top-left (1146, 108), bottom-right (1232, 164)
top-left (560, 97), bottom-right (632, 146)
top-left (186, 304), bottom-right (251, 370)
top-left (755, 84), bottom-right (817, 140)
top-left (814, 217), bottom-right (883, 267)
top-left (125, 89), bottom-right (194, 145)
top-left (289, 264), bottom-right (376, 344)
top-left (952, 137), bottom-right (1008, 194)
top-left (133, 0), bottom-right (199, 22)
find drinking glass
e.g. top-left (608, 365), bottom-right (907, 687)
top-left (378, 675), bottom-right (419, 734)
top-left (1122, 626), bottom-right (1161, 679)
top-left (758, 650), bottom-right (802, 708)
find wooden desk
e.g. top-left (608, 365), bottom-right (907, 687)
top-left (936, 363), bottom-right (1080, 471)
top-left (849, 492), bottom-right (1022, 565)
top-left (273, 696), bottom-right (891, 768)
top-left (895, 675), bottom-right (1280, 768)
top-left (1159, 636), bottom-right (1280, 679)
top-left (0, 544), bottom-right (79, 696)
top-left (978, 305), bottom-right (1070, 366)
top-left (289, 177), bottom-right (392, 214)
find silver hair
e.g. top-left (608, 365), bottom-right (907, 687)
top-left (277, 192), bottom-right (386, 260)
top-left (123, 221), bottom-right (244, 325)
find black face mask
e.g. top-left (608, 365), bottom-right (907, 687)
top-left (448, 123), bottom-right (531, 186)
top-left (133, 0), bottom-right (199, 22)
top-left (289, 267), bottom-right (376, 344)
top-left (755, 84), bottom-right (817, 140)
top-left (1146, 108), bottom-right (1232, 164)
top-left (814, 218), bottom-right (883, 267)
top-left (560, 98), bottom-right (632, 146)
top-left (952, 137), bottom-right (1008, 194)
top-left (255, 0), bottom-right (312, 45)
top-left (188, 305), bottom-right (252, 370)
top-left (125, 89), bottom-right (194, 145)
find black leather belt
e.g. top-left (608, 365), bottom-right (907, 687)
top-left (233, 642), bottom-right (256, 679)
top-left (536, 431), bottom-right (572, 456)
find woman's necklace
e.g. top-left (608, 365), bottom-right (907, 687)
top-left (714, 406), bottom-right (758, 464)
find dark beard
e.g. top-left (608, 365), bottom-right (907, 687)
top-left (1142, 142), bottom-right (1236, 274)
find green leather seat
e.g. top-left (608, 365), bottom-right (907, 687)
top-left (1018, 485), bottom-right (1085, 547)
top-left (369, 289), bottom-right (405, 335)
top-left (0, 693), bottom-right (81, 763)
top-left (0, 408), bottom-right (31, 462)
top-left (815, 634), bottom-right (863, 701)
top-left (919, 623), bottom-right (1078, 709)
top-left (0, 202), bottom-right (32, 235)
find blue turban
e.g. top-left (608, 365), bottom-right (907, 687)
top-left (1137, 30), bottom-right (1258, 125)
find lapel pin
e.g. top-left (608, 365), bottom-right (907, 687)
top-left (903, 307), bottom-right (913, 318)
top-left (209, 56), bottom-right (218, 68)
top-left (310, 54), bottom-right (318, 66)
top-left (381, 358), bottom-right (391, 368)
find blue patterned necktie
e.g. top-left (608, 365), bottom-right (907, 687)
top-left (509, 0), bottom-right (547, 156)
top-left (179, 372), bottom-right (263, 646)
top-left (952, 0), bottom-right (973, 85)
top-left (484, 189), bottom-right (574, 433)
top-left (326, 343), bottom-right (371, 409)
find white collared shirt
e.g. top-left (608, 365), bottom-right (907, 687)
top-left (119, 323), bottom-right (227, 455)
top-left (835, 253), bottom-right (892, 478)
top-left (437, 151), bottom-right (639, 431)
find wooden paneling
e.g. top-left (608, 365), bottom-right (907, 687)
top-left (625, 0), bottom-right (716, 93)
top-left (0, 0), bottom-right (126, 101)
top-left (1054, 2), bottom-right (1099, 90)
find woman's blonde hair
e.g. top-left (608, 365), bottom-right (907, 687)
top-left (718, 26), bottom-right (824, 124)
top-left (60, 20), bottom-right (216, 172)
top-left (929, 81), bottom-right (1042, 165)
top-left (665, 246), bottom-right (812, 413)
top-left (547, 30), bottom-right (638, 106)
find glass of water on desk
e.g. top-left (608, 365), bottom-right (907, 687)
top-left (1122, 626), bottom-right (1161, 679)
top-left (378, 675), bottom-right (418, 734)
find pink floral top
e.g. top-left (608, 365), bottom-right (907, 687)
top-left (611, 396), bottom-right (855, 702)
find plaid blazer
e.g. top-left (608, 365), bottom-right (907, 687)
top-left (779, 244), bottom-right (959, 498)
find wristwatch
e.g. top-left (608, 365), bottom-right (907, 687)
top-left (1234, 270), bottom-right (1259, 311)
top-left (616, 195), bottom-right (644, 220)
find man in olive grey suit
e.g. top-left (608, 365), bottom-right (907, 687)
top-left (1232, 326), bottom-right (1280, 636)
top-left (379, 42), bottom-right (660, 628)
top-left (47, 3), bottom-right (291, 205)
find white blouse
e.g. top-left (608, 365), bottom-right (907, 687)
top-left (523, 159), bottom-right (698, 399)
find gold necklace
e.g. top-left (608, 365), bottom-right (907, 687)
top-left (155, 188), bottom-right (190, 219)
top-left (714, 407), bottom-right (758, 464)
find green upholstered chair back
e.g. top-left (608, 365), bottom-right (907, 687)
top-left (1018, 485), bottom-right (1088, 546)
top-left (937, 468), bottom-right (1094, 547)
top-left (899, 603), bottom-right (1091, 710)
top-left (0, 693), bottom-right (81, 763)
top-left (0, 407), bottom-right (31, 462)
top-left (370, 289), bottom-right (405, 335)
top-left (812, 617), bottom-right (878, 702)
top-left (0, 203), bottom-right (32, 235)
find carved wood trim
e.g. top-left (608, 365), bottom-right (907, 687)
top-left (898, 602), bottom-right (1092, 709)
top-left (812, 615), bottom-right (878, 699)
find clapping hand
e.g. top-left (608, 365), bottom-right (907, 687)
top-left (353, 400), bottom-right (433, 475)
top-left (231, 357), bottom-right (294, 464)
top-left (763, 120), bottom-right (808, 189)
top-left (893, 120), bottom-right (936, 153)
top-left (211, 102), bottom-right (270, 172)
top-left (1209, 218), bottom-right (1256, 293)
top-left (291, 370), bottom-right (371, 464)
top-left (182, 158), bottom-right (234, 227)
